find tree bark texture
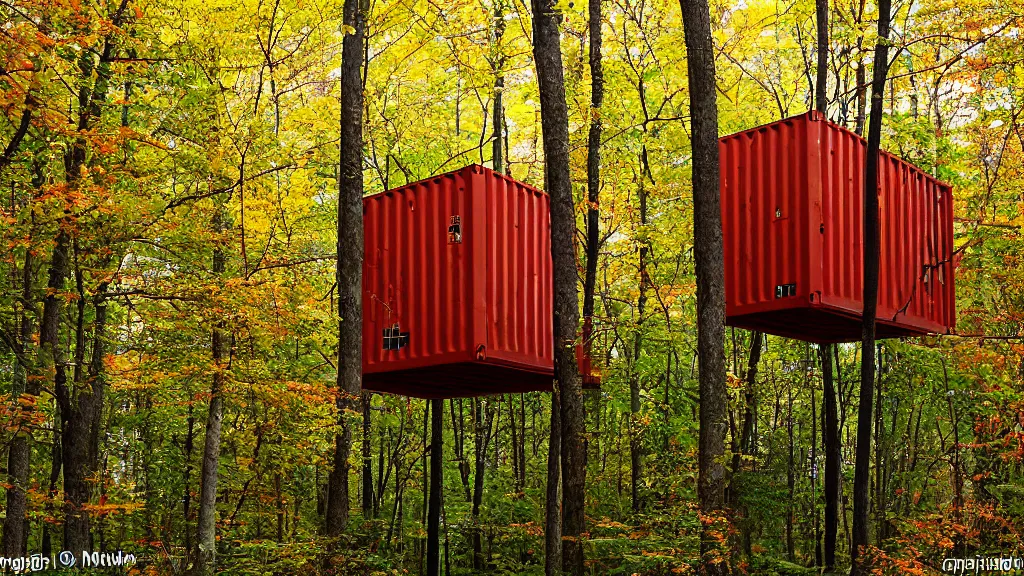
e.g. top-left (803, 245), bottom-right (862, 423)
top-left (851, 0), bottom-right (891, 570)
top-left (582, 0), bottom-right (603, 357)
top-left (326, 0), bottom-right (366, 537)
top-left (530, 0), bottom-right (586, 573)
top-left (544, 391), bottom-right (561, 576)
top-left (679, 0), bottom-right (729, 571)
top-left (821, 344), bottom-right (840, 573)
top-left (815, 0), bottom-right (829, 113)
top-left (194, 210), bottom-right (228, 576)
top-left (3, 242), bottom-right (35, 557)
top-left (427, 398), bottom-right (443, 576)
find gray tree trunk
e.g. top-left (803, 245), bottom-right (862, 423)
top-left (194, 210), bottom-right (228, 576)
top-left (530, 0), bottom-right (585, 573)
top-left (851, 0), bottom-right (891, 570)
top-left (362, 391), bottom-right (374, 518)
top-left (544, 392), bottom-right (561, 576)
top-left (581, 0), bottom-right (603, 362)
top-left (821, 344), bottom-right (840, 573)
top-left (326, 0), bottom-right (366, 537)
top-left (3, 237), bottom-right (35, 557)
top-left (815, 0), bottom-right (829, 113)
top-left (679, 0), bottom-right (728, 572)
top-left (53, 14), bottom-right (124, 553)
top-left (426, 399), bottom-right (443, 576)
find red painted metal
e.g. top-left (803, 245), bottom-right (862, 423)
top-left (362, 164), bottom-right (598, 398)
top-left (719, 112), bottom-right (955, 343)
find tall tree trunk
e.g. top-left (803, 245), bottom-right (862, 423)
top-left (853, 0), bottom-right (867, 135)
top-left (62, 282), bottom-right (109, 554)
top-left (41, 402), bottom-right (62, 556)
top-left (326, 0), bottom-right (366, 537)
top-left (631, 149), bottom-right (649, 513)
top-left (731, 331), bottom-right (762, 559)
top-left (786, 383), bottom-right (795, 562)
top-left (182, 405), bottom-right (195, 557)
top-left (3, 239), bottom-right (35, 557)
top-left (851, 0), bottom-right (891, 569)
top-left (820, 344), bottom-right (839, 573)
top-left (194, 210), bottom-right (228, 576)
top-left (490, 0), bottom-right (506, 174)
top-left (544, 391), bottom-right (561, 576)
top-left (61, 278), bottom-right (110, 557)
top-left (473, 398), bottom-right (494, 571)
top-left (873, 345), bottom-right (884, 543)
top-left (362, 391), bottom-right (374, 518)
top-left (811, 361), bottom-right (821, 567)
top-left (426, 399), bottom-right (443, 576)
top-left (680, 0), bottom-right (728, 572)
top-left (530, 1), bottom-right (585, 574)
top-left (814, 0), bottom-right (829, 113)
top-left (582, 0), bottom-right (603, 380)
top-left (52, 10), bottom-right (124, 551)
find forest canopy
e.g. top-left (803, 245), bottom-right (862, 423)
top-left (0, 0), bottom-right (1022, 574)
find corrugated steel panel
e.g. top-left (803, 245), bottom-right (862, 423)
top-left (481, 170), bottom-right (554, 370)
top-left (362, 169), bottom-right (475, 373)
top-left (362, 165), bottom-right (590, 398)
top-left (720, 112), bottom-right (955, 343)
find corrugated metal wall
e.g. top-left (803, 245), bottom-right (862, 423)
top-left (362, 169), bottom-right (475, 373)
top-left (720, 115), bottom-right (812, 315)
top-left (482, 170), bottom-right (554, 370)
top-left (720, 112), bottom-right (955, 342)
top-left (362, 165), bottom-right (557, 392)
top-left (815, 115), bottom-right (865, 313)
top-left (815, 117), bottom-right (955, 335)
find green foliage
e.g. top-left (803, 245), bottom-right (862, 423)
top-left (0, 0), bottom-right (1022, 573)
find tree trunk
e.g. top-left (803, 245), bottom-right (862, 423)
top-left (452, 400), bottom-right (472, 502)
top-left (426, 399), bottom-right (443, 576)
top-left (490, 0), bottom-right (506, 174)
top-left (853, 0), bottom-right (867, 135)
top-left (50, 24), bottom-right (121, 553)
top-left (786, 383), bottom-right (795, 562)
top-left (631, 149), bottom-right (649, 513)
top-left (731, 331), bottom-right (762, 559)
top-left (530, 1), bottom-right (585, 573)
top-left (811, 353), bottom-right (820, 567)
top-left (582, 0), bottom-right (603, 380)
top-left (40, 403), bottom-right (62, 556)
top-left (472, 398), bottom-right (494, 570)
top-left (820, 344), bottom-right (839, 573)
top-left (326, 0), bottom-right (366, 537)
top-left (3, 243), bottom-right (35, 557)
top-left (62, 282), bottom-right (109, 554)
top-left (874, 345), bottom-right (887, 544)
top-left (814, 0), bottom-right (828, 113)
top-left (492, 77), bottom-right (504, 174)
top-left (362, 391), bottom-right (374, 518)
top-left (679, 0), bottom-right (728, 572)
top-left (194, 210), bottom-right (228, 576)
top-left (544, 391), bottom-right (561, 576)
top-left (734, 332), bottom-right (762, 477)
top-left (851, 0), bottom-right (891, 569)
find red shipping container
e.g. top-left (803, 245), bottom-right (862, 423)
top-left (362, 165), bottom-right (599, 398)
top-left (719, 112), bottom-right (955, 343)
